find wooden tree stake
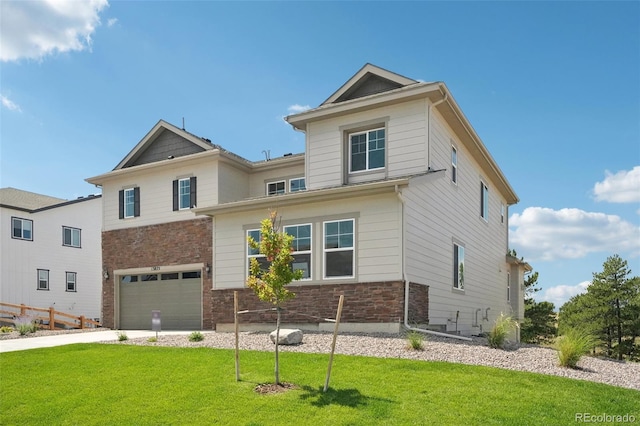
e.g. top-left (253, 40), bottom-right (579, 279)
top-left (324, 294), bottom-right (344, 392)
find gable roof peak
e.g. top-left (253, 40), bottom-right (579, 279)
top-left (321, 63), bottom-right (419, 106)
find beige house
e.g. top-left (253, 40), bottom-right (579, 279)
top-left (87, 64), bottom-right (529, 335)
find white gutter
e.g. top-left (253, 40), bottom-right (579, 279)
top-left (396, 184), bottom-right (472, 342)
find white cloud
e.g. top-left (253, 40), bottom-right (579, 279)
top-left (287, 104), bottom-right (311, 114)
top-left (107, 18), bottom-right (118, 27)
top-left (540, 281), bottom-right (590, 308)
top-left (1, 94), bottom-right (22, 112)
top-left (0, 0), bottom-right (109, 62)
top-left (509, 207), bottom-right (640, 261)
top-left (593, 166), bottom-right (640, 203)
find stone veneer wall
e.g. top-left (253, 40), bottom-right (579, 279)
top-left (211, 281), bottom-right (406, 327)
top-left (101, 218), bottom-right (213, 328)
top-left (407, 282), bottom-right (429, 325)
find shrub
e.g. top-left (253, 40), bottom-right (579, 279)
top-left (0, 326), bottom-right (13, 333)
top-left (15, 316), bottom-right (39, 335)
top-left (147, 337), bottom-right (158, 343)
top-left (406, 330), bottom-right (425, 350)
top-left (188, 331), bottom-right (204, 342)
top-left (116, 331), bottom-right (128, 341)
top-left (488, 313), bottom-right (519, 349)
top-left (555, 328), bottom-right (596, 368)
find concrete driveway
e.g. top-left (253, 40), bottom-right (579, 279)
top-left (0, 330), bottom-right (191, 353)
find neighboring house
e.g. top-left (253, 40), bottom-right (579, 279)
top-left (87, 64), bottom-right (530, 335)
top-left (0, 188), bottom-right (102, 322)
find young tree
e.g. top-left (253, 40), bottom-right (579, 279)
top-left (246, 211), bottom-right (303, 385)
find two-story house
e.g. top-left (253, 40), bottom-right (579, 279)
top-left (0, 188), bottom-right (102, 321)
top-left (87, 64), bottom-right (529, 335)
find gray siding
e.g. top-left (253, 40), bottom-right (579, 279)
top-left (128, 130), bottom-right (206, 167)
top-left (335, 74), bottom-right (404, 103)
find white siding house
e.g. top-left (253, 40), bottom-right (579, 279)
top-left (0, 188), bottom-right (102, 321)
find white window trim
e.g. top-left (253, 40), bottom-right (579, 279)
top-left (348, 127), bottom-right (386, 174)
top-left (284, 223), bottom-right (312, 280)
top-left (178, 178), bottom-right (191, 210)
top-left (501, 203), bottom-right (505, 224)
top-left (12, 217), bottom-right (33, 241)
top-left (124, 188), bottom-right (135, 218)
top-left (289, 177), bottom-right (306, 193)
top-left (480, 181), bottom-right (489, 221)
top-left (37, 269), bottom-right (49, 291)
top-left (323, 219), bottom-right (355, 280)
top-left (63, 226), bottom-right (81, 248)
top-left (66, 271), bottom-right (77, 292)
top-left (451, 145), bottom-right (458, 185)
top-left (453, 243), bottom-right (465, 291)
top-left (266, 180), bottom-right (286, 196)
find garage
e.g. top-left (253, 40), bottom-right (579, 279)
top-left (119, 271), bottom-right (202, 330)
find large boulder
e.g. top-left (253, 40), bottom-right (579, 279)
top-left (270, 328), bottom-right (303, 345)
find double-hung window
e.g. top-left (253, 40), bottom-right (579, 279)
top-left (12, 217), bottom-right (33, 240)
top-left (173, 177), bottom-right (197, 210)
top-left (480, 182), bottom-right (489, 221)
top-left (63, 226), bottom-right (81, 248)
top-left (284, 224), bottom-right (312, 279)
top-left (119, 187), bottom-right (140, 219)
top-left (453, 243), bottom-right (465, 290)
top-left (66, 272), bottom-right (77, 292)
top-left (323, 219), bottom-right (355, 278)
top-left (349, 128), bottom-right (385, 173)
top-left (37, 269), bottom-right (49, 290)
top-left (267, 180), bottom-right (286, 196)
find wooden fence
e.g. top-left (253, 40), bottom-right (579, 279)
top-left (0, 302), bottom-right (101, 330)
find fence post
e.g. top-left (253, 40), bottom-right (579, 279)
top-left (234, 291), bottom-right (240, 382)
top-left (80, 316), bottom-right (85, 329)
top-left (20, 304), bottom-right (26, 316)
top-left (49, 307), bottom-right (55, 330)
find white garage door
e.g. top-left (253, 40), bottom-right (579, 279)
top-left (119, 271), bottom-right (202, 330)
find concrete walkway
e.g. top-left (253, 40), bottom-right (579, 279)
top-left (0, 330), bottom-right (192, 353)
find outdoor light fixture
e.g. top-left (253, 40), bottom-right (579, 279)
top-left (205, 263), bottom-right (211, 276)
top-left (103, 268), bottom-right (109, 280)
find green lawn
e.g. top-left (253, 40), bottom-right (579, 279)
top-left (1, 344), bottom-right (638, 425)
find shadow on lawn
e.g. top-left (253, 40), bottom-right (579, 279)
top-left (299, 385), bottom-right (393, 408)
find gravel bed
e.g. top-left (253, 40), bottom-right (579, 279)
top-left (110, 330), bottom-right (640, 391)
top-left (3, 328), bottom-right (638, 391)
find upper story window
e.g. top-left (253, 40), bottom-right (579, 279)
top-left (289, 177), bottom-right (306, 192)
top-left (37, 269), bottom-right (49, 291)
top-left (453, 243), bottom-right (465, 290)
top-left (66, 272), bottom-right (77, 292)
top-left (323, 219), bottom-right (355, 279)
top-left (451, 146), bottom-right (458, 184)
top-left (12, 217), bottom-right (33, 241)
top-left (62, 226), bottom-right (81, 248)
top-left (267, 181), bottom-right (286, 196)
top-left (119, 187), bottom-right (140, 219)
top-left (349, 128), bottom-right (385, 173)
top-left (173, 177), bottom-right (197, 210)
top-left (480, 182), bottom-right (489, 221)
top-left (284, 224), bottom-right (312, 279)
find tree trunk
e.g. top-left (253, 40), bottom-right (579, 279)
top-left (275, 306), bottom-right (281, 385)
top-left (615, 297), bottom-right (623, 360)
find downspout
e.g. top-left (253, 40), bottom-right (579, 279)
top-left (396, 185), bottom-right (472, 341)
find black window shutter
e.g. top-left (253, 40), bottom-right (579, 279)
top-left (172, 180), bottom-right (178, 211)
top-left (118, 190), bottom-right (124, 219)
top-left (190, 176), bottom-right (197, 208)
top-left (133, 187), bottom-right (140, 217)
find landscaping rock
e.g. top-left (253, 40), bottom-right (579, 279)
top-left (270, 328), bottom-right (303, 345)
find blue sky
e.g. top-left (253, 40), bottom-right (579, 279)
top-left (1, 1), bottom-right (639, 308)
